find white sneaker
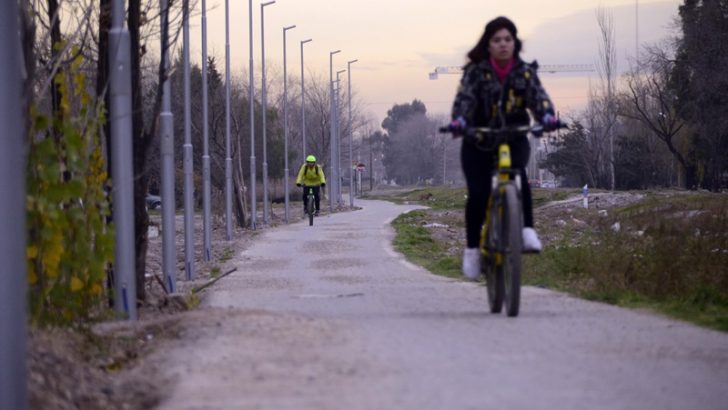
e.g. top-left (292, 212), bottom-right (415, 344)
top-left (462, 247), bottom-right (481, 279)
top-left (522, 227), bottom-right (543, 253)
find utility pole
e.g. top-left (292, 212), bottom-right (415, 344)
top-left (249, 0), bottom-right (257, 229)
top-left (109, 0), bottom-right (137, 318)
top-left (224, 0), bottom-right (233, 240)
top-left (328, 50), bottom-right (340, 211)
top-left (160, 0), bottom-right (177, 293)
top-left (260, 1), bottom-right (275, 224)
top-left (0, 0), bottom-right (27, 406)
top-left (347, 59), bottom-right (357, 207)
top-left (283, 25), bottom-right (296, 223)
top-left (336, 69), bottom-right (346, 207)
top-left (182, 0), bottom-right (195, 280)
top-left (201, 0), bottom-right (211, 261)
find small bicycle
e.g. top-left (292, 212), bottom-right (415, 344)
top-left (440, 121), bottom-right (564, 316)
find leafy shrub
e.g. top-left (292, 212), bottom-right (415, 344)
top-left (26, 54), bottom-right (114, 325)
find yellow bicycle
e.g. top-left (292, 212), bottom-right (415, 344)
top-left (440, 122), bottom-right (563, 316)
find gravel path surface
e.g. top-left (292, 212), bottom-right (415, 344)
top-left (157, 199), bottom-right (728, 410)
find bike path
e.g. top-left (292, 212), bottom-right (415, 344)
top-left (158, 199), bottom-right (728, 410)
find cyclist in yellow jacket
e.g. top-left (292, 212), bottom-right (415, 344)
top-left (296, 155), bottom-right (326, 216)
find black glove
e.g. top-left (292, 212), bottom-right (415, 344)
top-left (449, 116), bottom-right (466, 136)
top-left (541, 113), bottom-right (559, 132)
top-left (321, 183), bottom-right (326, 187)
top-left (296, 183), bottom-right (302, 187)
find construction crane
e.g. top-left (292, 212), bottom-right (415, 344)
top-left (428, 64), bottom-right (594, 79)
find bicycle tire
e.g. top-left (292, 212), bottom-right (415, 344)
top-left (307, 193), bottom-right (314, 226)
top-left (501, 184), bottom-right (522, 317)
top-left (484, 201), bottom-right (504, 313)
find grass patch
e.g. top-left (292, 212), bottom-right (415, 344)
top-left (524, 191), bottom-right (728, 332)
top-left (391, 210), bottom-right (462, 279)
top-left (219, 247), bottom-right (234, 263)
top-left (387, 186), bottom-right (728, 331)
top-left (367, 186), bottom-right (467, 210)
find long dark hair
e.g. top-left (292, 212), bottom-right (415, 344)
top-left (467, 16), bottom-right (522, 63)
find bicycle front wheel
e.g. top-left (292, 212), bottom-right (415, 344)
top-left (484, 202), bottom-right (503, 314)
top-left (500, 184), bottom-right (523, 317)
top-left (307, 194), bottom-right (315, 226)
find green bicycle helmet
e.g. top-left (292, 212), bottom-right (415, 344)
top-left (306, 155), bottom-right (316, 162)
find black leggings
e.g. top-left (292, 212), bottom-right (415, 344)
top-left (461, 137), bottom-right (534, 248)
top-left (302, 185), bottom-right (321, 212)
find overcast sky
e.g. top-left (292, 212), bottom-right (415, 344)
top-left (185, 0), bottom-right (682, 127)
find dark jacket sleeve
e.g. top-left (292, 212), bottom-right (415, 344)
top-left (525, 64), bottom-right (555, 121)
top-left (451, 63), bottom-right (481, 124)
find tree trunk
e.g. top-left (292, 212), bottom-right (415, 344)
top-left (96, 0), bottom-right (113, 307)
top-left (233, 156), bottom-right (247, 228)
top-left (20, 2), bottom-right (36, 134)
top-left (48, 0), bottom-right (62, 130)
top-left (129, 0), bottom-right (153, 302)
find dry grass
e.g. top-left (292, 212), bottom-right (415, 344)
top-left (389, 187), bottom-right (728, 331)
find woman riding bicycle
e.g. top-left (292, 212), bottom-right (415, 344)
top-left (296, 155), bottom-right (326, 216)
top-left (449, 16), bottom-right (559, 279)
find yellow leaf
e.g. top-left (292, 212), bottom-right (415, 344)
top-left (90, 283), bottom-right (103, 295)
top-left (28, 266), bottom-right (38, 285)
top-left (70, 276), bottom-right (84, 292)
top-left (27, 245), bottom-right (38, 259)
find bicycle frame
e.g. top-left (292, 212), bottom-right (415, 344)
top-left (481, 140), bottom-right (523, 260)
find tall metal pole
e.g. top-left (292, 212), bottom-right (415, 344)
top-left (109, 0), bottom-right (137, 318)
top-left (201, 0), bottom-right (211, 261)
top-left (182, 0), bottom-right (195, 280)
top-left (160, 0), bottom-right (177, 293)
top-left (347, 59), bottom-right (358, 207)
top-left (328, 50), bottom-right (340, 211)
top-left (283, 25), bottom-right (296, 224)
top-left (224, 0), bottom-right (233, 240)
top-left (260, 0), bottom-right (275, 225)
top-left (300, 39), bottom-right (312, 159)
top-left (249, 0), bottom-right (257, 230)
top-left (0, 0), bottom-right (27, 406)
top-left (635, 0), bottom-right (639, 62)
top-left (336, 69), bottom-right (346, 207)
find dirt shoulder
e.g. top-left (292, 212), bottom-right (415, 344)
top-left (26, 202), bottom-right (363, 409)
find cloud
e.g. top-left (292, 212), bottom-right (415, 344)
top-left (522, 1), bottom-right (679, 73)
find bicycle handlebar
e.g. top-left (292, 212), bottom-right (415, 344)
top-left (438, 120), bottom-right (568, 138)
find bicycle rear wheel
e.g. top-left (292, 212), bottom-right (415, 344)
top-left (500, 184), bottom-right (523, 317)
top-left (484, 203), bottom-right (504, 313)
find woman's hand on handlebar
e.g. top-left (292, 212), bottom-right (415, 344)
top-left (442, 116), bottom-right (467, 137)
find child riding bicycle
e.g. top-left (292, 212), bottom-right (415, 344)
top-left (295, 155), bottom-right (326, 216)
top-left (448, 16), bottom-right (560, 279)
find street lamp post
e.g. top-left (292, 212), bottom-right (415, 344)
top-left (248, 0), bottom-right (256, 229)
top-left (160, 0), bottom-right (177, 293)
top-left (347, 59), bottom-right (358, 207)
top-left (182, 0), bottom-right (195, 280)
top-left (260, 0), bottom-right (275, 225)
top-left (224, 0), bottom-right (233, 240)
top-left (283, 24), bottom-right (296, 223)
top-left (328, 50), bottom-right (340, 211)
top-left (109, 0), bottom-right (136, 318)
top-left (201, 0), bottom-right (211, 261)
top-left (0, 0), bottom-right (27, 406)
top-left (300, 39), bottom-right (312, 159)
top-left (336, 69), bottom-right (346, 207)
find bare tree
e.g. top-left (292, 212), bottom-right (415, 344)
top-left (621, 43), bottom-right (690, 187)
top-left (596, 6), bottom-right (618, 190)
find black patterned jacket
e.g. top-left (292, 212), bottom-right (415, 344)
top-left (451, 58), bottom-right (554, 129)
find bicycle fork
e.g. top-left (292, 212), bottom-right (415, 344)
top-left (480, 143), bottom-right (522, 264)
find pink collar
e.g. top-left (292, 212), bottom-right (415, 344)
top-left (490, 57), bottom-right (514, 83)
